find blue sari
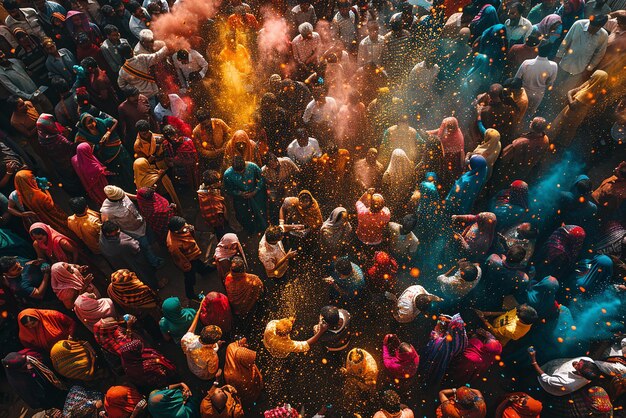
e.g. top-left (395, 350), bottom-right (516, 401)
top-left (478, 24), bottom-right (508, 79)
top-left (223, 162), bottom-right (268, 233)
top-left (572, 255), bottom-right (613, 298)
top-left (446, 155), bottom-right (488, 215)
top-left (148, 388), bottom-right (199, 418)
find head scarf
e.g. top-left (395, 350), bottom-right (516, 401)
top-left (446, 155), bottom-right (489, 215)
top-left (224, 339), bottom-right (262, 405)
top-left (498, 180), bottom-right (529, 209)
top-left (51, 262), bottom-right (87, 293)
top-left (73, 293), bottom-right (116, 332)
top-left (320, 206), bottom-right (352, 247)
top-left (418, 314), bottom-right (468, 386)
top-left (366, 251), bottom-right (399, 291)
top-left (133, 157), bottom-right (160, 189)
top-left (104, 185), bottom-right (125, 201)
top-left (576, 254), bottom-right (613, 296)
top-left (293, 190), bottom-right (323, 229)
top-left (525, 276), bottom-right (559, 319)
top-left (545, 225), bottom-right (586, 265)
top-left (148, 388), bottom-right (194, 418)
top-left (72, 142), bottom-right (107, 189)
top-left (264, 404), bottom-right (300, 418)
top-left (199, 291), bottom-right (233, 334)
top-left (136, 187), bottom-right (174, 242)
top-left (14, 169), bottom-right (53, 210)
top-left (36, 114), bottom-right (65, 143)
top-left (107, 269), bottom-right (158, 309)
top-left (573, 70), bottom-right (608, 105)
top-left (472, 128), bottom-right (501, 169)
top-left (214, 233), bottom-right (247, 268)
top-left (536, 14), bottom-right (562, 35)
top-left (497, 392), bottom-right (542, 418)
top-left (77, 113), bottom-right (109, 145)
top-left (225, 130), bottom-right (257, 163)
top-left (104, 386), bottom-right (144, 418)
top-left (119, 340), bottom-right (176, 388)
top-left (160, 296), bottom-right (195, 336)
top-left (50, 339), bottom-right (96, 381)
top-left (65, 10), bottom-right (92, 35)
top-left (384, 148), bottom-right (415, 187)
top-left (29, 222), bottom-right (75, 262)
top-left (18, 308), bottom-right (74, 352)
top-left (432, 117), bottom-right (465, 173)
top-left (63, 385), bottom-right (104, 418)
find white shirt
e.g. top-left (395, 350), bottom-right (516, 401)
top-left (556, 19), bottom-right (608, 75)
top-left (388, 222), bottom-right (419, 258)
top-left (515, 56), bottom-right (558, 94)
top-left (292, 32), bottom-right (322, 64)
top-left (290, 4), bottom-right (317, 27)
top-left (302, 97), bottom-right (338, 125)
top-left (358, 35), bottom-right (385, 66)
top-left (393, 285), bottom-right (431, 323)
top-left (154, 93), bottom-right (188, 122)
top-left (538, 356), bottom-right (593, 396)
top-left (172, 49), bottom-right (208, 89)
top-left (409, 61), bottom-right (440, 90)
top-left (437, 265), bottom-right (481, 300)
top-left (332, 10), bottom-right (357, 46)
top-left (258, 233), bottom-right (288, 278)
top-left (180, 332), bottom-right (219, 380)
top-left (286, 137), bottom-right (322, 165)
top-left (505, 17), bottom-right (533, 44)
top-left (129, 10), bottom-right (150, 39)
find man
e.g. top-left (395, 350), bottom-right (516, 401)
top-left (302, 90), bottom-right (338, 142)
top-left (0, 256), bottom-right (51, 303)
top-left (529, 351), bottom-right (602, 396)
top-left (504, 3), bottom-right (533, 46)
top-left (475, 303), bottom-right (539, 346)
top-left (437, 259), bottom-right (482, 302)
top-left (117, 41), bottom-right (169, 103)
top-left (507, 35), bottom-right (540, 74)
top-left (358, 21), bottom-right (384, 67)
top-left (261, 153), bottom-right (300, 222)
top-left (8, 95), bottom-right (38, 140)
top-left (100, 185), bottom-right (164, 269)
top-left (331, 2), bottom-right (357, 52)
top-left (127, 1), bottom-right (151, 40)
top-left (592, 161), bottom-right (626, 214)
top-left (389, 214), bottom-right (419, 261)
top-left (200, 372), bottom-right (245, 418)
top-left (134, 119), bottom-right (168, 169)
top-left (181, 308), bottom-right (223, 380)
top-left (101, 24), bottom-right (131, 76)
top-left (484, 245), bottom-right (530, 296)
top-left (0, 50), bottom-right (50, 112)
top-left (172, 48), bottom-right (208, 92)
top-left (42, 38), bottom-right (76, 84)
top-left (275, 77), bottom-right (313, 117)
top-left (291, 22), bottom-right (322, 78)
top-left (379, 115), bottom-right (424, 166)
top-left (153, 91), bottom-right (188, 123)
top-left (353, 148), bottom-right (384, 191)
top-left (108, 0), bottom-right (137, 44)
top-left (514, 43), bottom-right (557, 119)
top-left (315, 305), bottom-right (351, 352)
top-left (258, 225), bottom-right (296, 280)
top-left (386, 284), bottom-right (443, 323)
top-left (286, 128), bottom-right (322, 166)
top-left (224, 256), bottom-right (263, 316)
top-left (408, 55), bottom-right (440, 110)
top-left (323, 259), bottom-right (366, 302)
top-left (3, 0), bottom-right (47, 41)
top-left (555, 15), bottom-right (609, 94)
top-left (263, 316), bottom-right (327, 358)
top-left (192, 108), bottom-right (232, 171)
top-left (290, 1), bottom-right (317, 31)
top-left (356, 189), bottom-right (391, 247)
top-left (584, 0), bottom-right (611, 20)
top-left (50, 77), bottom-right (78, 129)
top-left (79, 57), bottom-right (119, 118)
top-left (381, 15), bottom-right (412, 82)
top-left (197, 170), bottom-right (227, 236)
top-left (67, 197), bottom-right (102, 254)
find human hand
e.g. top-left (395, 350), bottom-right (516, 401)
top-left (318, 321), bottom-right (329, 332)
top-left (27, 258), bottom-right (44, 266)
top-left (79, 265), bottom-right (89, 274)
top-left (215, 368), bottom-right (223, 380)
top-left (287, 249), bottom-right (297, 259)
top-left (21, 211), bottom-right (37, 218)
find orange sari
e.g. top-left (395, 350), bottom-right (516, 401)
top-left (224, 340), bottom-right (263, 405)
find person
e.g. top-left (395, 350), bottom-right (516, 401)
top-left (291, 22), bottom-right (322, 78)
top-left (324, 258), bottom-right (366, 302)
top-left (515, 43), bottom-right (558, 119)
top-left (67, 198), bottom-right (101, 254)
top-left (379, 116), bottom-right (424, 167)
top-left (593, 161), bottom-right (626, 215)
top-left (258, 225), bottom-right (295, 280)
top-left (263, 316), bottom-right (328, 358)
top-left (467, 128), bottom-right (501, 179)
top-left (133, 157), bottom-right (183, 210)
top-left (2, 351), bottom-right (67, 410)
top-left (452, 212), bottom-right (498, 260)
top-left (0, 50), bottom-right (52, 113)
top-left (117, 42), bottom-right (169, 103)
top-left (161, 125), bottom-right (198, 188)
top-left (483, 245), bottom-right (530, 300)
top-left (0, 256), bottom-right (51, 304)
top-left (160, 296), bottom-right (196, 343)
top-left (529, 350), bottom-right (601, 396)
top-left (119, 339), bottom-right (176, 390)
top-left (428, 117), bottom-right (465, 179)
top-left (223, 337), bottom-right (262, 406)
top-left (118, 87), bottom-right (154, 152)
top-left (355, 189), bottom-right (391, 247)
top-left (314, 305), bottom-right (351, 352)
top-left (290, 1), bottom-right (317, 29)
top-left (319, 207), bottom-right (352, 257)
top-left (388, 215), bottom-right (419, 262)
top-left (101, 24), bottom-right (131, 77)
top-left (224, 256), bottom-right (263, 316)
top-left (200, 375), bottom-right (245, 418)
top-left (436, 386), bottom-right (487, 417)
top-left (134, 120), bottom-right (168, 169)
top-left (222, 129), bottom-right (261, 170)
top-left (505, 2), bottom-right (533, 46)
top-left (29, 222), bottom-right (80, 264)
top-left (104, 385), bottom-right (147, 418)
top-left (198, 292), bottom-right (233, 335)
top-left (223, 156), bottom-right (267, 233)
top-left (286, 128), bottom-right (322, 166)
top-left (101, 185), bottom-right (164, 269)
top-left (73, 292), bottom-right (116, 333)
top-left (50, 338), bottom-right (97, 381)
top-left (50, 262), bottom-right (97, 309)
top-left (280, 189), bottom-right (323, 237)
top-left (494, 393), bottom-right (542, 417)
top-left (18, 308), bottom-right (76, 352)
top-left (181, 307), bottom-right (222, 380)
top-left (214, 233), bottom-right (246, 283)
top-left (192, 108), bottom-right (232, 171)
top-left (437, 259), bottom-right (482, 302)
top-left (358, 20), bottom-right (384, 67)
top-left (382, 334), bottom-right (419, 380)
top-left (35, 113), bottom-right (78, 192)
top-left (93, 315), bottom-right (140, 356)
top-left (147, 382), bottom-right (200, 418)
top-left (341, 348), bottom-right (379, 412)
top-left (475, 304), bottom-right (539, 346)
top-left (538, 224), bottom-right (586, 279)
top-left (365, 251), bottom-right (398, 294)
top-left (382, 149), bottom-right (416, 215)
top-left (373, 390), bottom-right (415, 418)
top-left (262, 153), bottom-right (300, 222)
top-left (353, 148), bottom-right (385, 191)
top-left (528, 0), bottom-right (558, 23)
top-left (107, 268), bottom-right (159, 314)
top-left (71, 142), bottom-right (111, 207)
top-left (387, 284), bottom-right (443, 323)
top-left (137, 187), bottom-right (175, 244)
top-left (172, 48), bottom-right (208, 93)
top-left (446, 155), bottom-right (489, 215)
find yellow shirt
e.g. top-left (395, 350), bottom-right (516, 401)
top-left (262, 320), bottom-right (309, 358)
top-left (487, 307), bottom-right (532, 346)
top-left (67, 210), bottom-right (102, 254)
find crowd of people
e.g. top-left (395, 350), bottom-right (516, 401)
top-left (0, 0), bottom-right (626, 415)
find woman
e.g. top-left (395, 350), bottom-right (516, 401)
top-left (50, 339), bottom-right (97, 381)
top-left (418, 314), bottom-right (468, 387)
top-left (133, 157), bottom-right (182, 209)
top-left (382, 333), bottom-right (419, 380)
top-left (342, 348), bottom-right (379, 413)
top-left (36, 114), bottom-right (81, 193)
top-left (224, 337), bottom-right (263, 405)
top-left (159, 296), bottom-right (196, 343)
top-left (119, 340), bottom-right (177, 391)
top-left (71, 142), bottom-right (110, 206)
top-left (147, 383), bottom-right (200, 418)
top-left (449, 330), bottom-right (502, 385)
top-left (104, 385), bottom-right (147, 418)
top-left (162, 124), bottom-right (199, 189)
top-left (14, 169), bottom-right (75, 238)
top-left (223, 129), bottom-right (261, 170)
top-left (468, 128), bottom-right (501, 179)
top-left (51, 262), bottom-right (98, 309)
top-left (571, 255), bottom-right (614, 298)
top-left (50, 12), bottom-right (76, 52)
top-left (214, 233), bottom-right (247, 283)
top-left (469, 0), bottom-right (500, 42)
top-left (65, 10), bottom-right (102, 44)
top-left (436, 386), bottom-right (487, 418)
top-left (452, 212), bottom-right (498, 260)
top-left (428, 117), bottom-right (465, 179)
top-left (93, 316), bottom-right (141, 356)
top-left (29, 222), bottom-right (79, 264)
top-left (107, 269), bottom-right (159, 313)
top-left (548, 70), bottom-right (608, 148)
top-left (73, 292), bottom-right (116, 333)
top-left (366, 251), bottom-right (399, 293)
top-left (223, 156), bottom-right (267, 233)
top-left (494, 392), bottom-right (542, 418)
top-left (63, 385), bottom-right (104, 417)
top-left (18, 308), bottom-right (76, 352)
top-left (2, 351), bottom-right (67, 410)
top-left (280, 190), bottom-right (323, 234)
top-left (75, 112), bottom-right (134, 192)
top-left (319, 207), bottom-right (352, 257)
top-left (556, 0), bottom-right (584, 31)
top-left (199, 291), bottom-right (233, 335)
top-left (518, 275), bottom-right (560, 319)
top-left (382, 149), bottom-right (416, 215)
top-left (446, 155), bottom-right (489, 215)
top-left (136, 187), bottom-right (175, 244)
top-left (532, 14), bottom-right (563, 49)
top-left (538, 225), bottom-right (586, 279)
top-left (477, 24), bottom-right (508, 80)
top-left (460, 54), bottom-right (492, 107)
top-left (558, 174), bottom-right (598, 230)
top-left (491, 180), bottom-right (529, 231)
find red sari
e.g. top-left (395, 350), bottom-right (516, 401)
top-left (71, 142), bottom-right (109, 206)
top-left (199, 292), bottom-right (233, 334)
top-left (18, 308), bottom-right (76, 352)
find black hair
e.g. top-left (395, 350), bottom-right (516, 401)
top-left (101, 220), bottom-right (121, 234)
top-left (122, 86), bottom-right (140, 98)
top-left (104, 24), bottom-right (120, 35)
top-left (0, 256), bottom-right (18, 274)
top-left (232, 155), bottom-right (245, 171)
top-left (537, 42), bottom-right (552, 57)
top-left (459, 263), bottom-right (479, 282)
top-left (80, 57), bottom-right (98, 69)
top-left (196, 108), bottom-right (211, 122)
top-left (263, 152), bottom-right (278, 166)
top-left (199, 326), bottom-right (222, 344)
top-left (510, 2), bottom-right (524, 14)
top-left (230, 256), bottom-right (245, 273)
top-left (118, 43), bottom-right (133, 60)
top-left (202, 169), bottom-right (220, 185)
top-left (517, 304), bottom-right (539, 324)
top-left (29, 227), bottom-right (47, 236)
top-left (525, 35), bottom-right (540, 47)
top-left (296, 128), bottom-right (309, 139)
top-left (503, 77), bottom-right (523, 90)
top-left (176, 49), bottom-right (189, 60)
top-left (264, 225), bottom-right (283, 243)
top-left (68, 197), bottom-right (88, 215)
top-left (577, 359), bottom-right (602, 380)
top-left (320, 305), bottom-right (340, 326)
top-left (575, 178), bottom-right (593, 196)
top-left (335, 258), bottom-right (353, 276)
top-left (399, 214), bottom-right (417, 235)
top-left (380, 390), bottom-right (401, 413)
top-left (414, 293), bottom-right (438, 312)
top-left (135, 119), bottom-right (151, 132)
top-left (506, 245), bottom-right (526, 264)
top-left (3, 0), bottom-right (19, 11)
top-left (162, 125), bottom-right (177, 139)
top-left (50, 77), bottom-right (70, 95)
top-left (127, 1), bottom-right (142, 13)
top-left (167, 216), bottom-right (187, 232)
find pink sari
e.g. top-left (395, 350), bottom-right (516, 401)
top-left (29, 222), bottom-right (76, 263)
top-left (71, 142), bottom-right (108, 205)
top-left (429, 117), bottom-right (465, 177)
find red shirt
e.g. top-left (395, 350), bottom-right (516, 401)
top-left (355, 201), bottom-right (391, 245)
